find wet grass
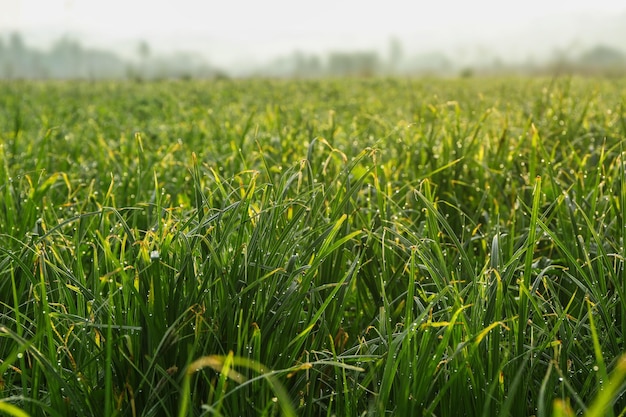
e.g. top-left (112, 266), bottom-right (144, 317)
top-left (1, 76), bottom-right (626, 416)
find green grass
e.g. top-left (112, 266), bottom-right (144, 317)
top-left (1, 76), bottom-right (626, 416)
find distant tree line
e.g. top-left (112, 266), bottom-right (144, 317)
top-left (0, 32), bottom-right (222, 80)
top-left (548, 44), bottom-right (626, 76)
top-left (1, 32), bottom-right (624, 80)
top-left (258, 43), bottom-right (626, 78)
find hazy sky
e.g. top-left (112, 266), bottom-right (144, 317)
top-left (2, 0), bottom-right (626, 67)
top-left (3, 0), bottom-right (625, 35)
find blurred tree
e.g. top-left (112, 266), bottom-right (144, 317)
top-left (291, 51), bottom-right (322, 77)
top-left (138, 40), bottom-right (151, 61)
top-left (404, 52), bottom-right (452, 75)
top-left (0, 37), bottom-right (5, 78)
top-left (136, 40), bottom-right (152, 79)
top-left (0, 37), bottom-right (4, 72)
top-left (50, 37), bottom-right (84, 78)
top-left (306, 54), bottom-right (322, 76)
top-left (6, 32), bottom-right (28, 78)
top-left (328, 51), bottom-right (380, 76)
top-left (388, 37), bottom-right (403, 73)
top-left (578, 45), bottom-right (624, 67)
top-left (9, 32), bottom-right (25, 53)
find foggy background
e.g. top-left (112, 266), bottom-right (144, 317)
top-left (1, 0), bottom-right (625, 79)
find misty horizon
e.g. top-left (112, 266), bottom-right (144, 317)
top-left (1, 1), bottom-right (626, 78)
top-left (2, 30), bottom-right (625, 80)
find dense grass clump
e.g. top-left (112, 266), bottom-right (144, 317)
top-left (1, 77), bottom-right (626, 416)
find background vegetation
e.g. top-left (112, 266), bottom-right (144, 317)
top-left (1, 77), bottom-right (626, 416)
top-left (1, 32), bottom-right (625, 79)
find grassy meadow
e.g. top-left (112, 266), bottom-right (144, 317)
top-left (1, 76), bottom-right (626, 416)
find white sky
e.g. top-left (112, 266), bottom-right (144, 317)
top-left (3, 0), bottom-right (625, 35)
top-left (1, 0), bottom-right (625, 66)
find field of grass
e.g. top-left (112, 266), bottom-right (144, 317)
top-left (1, 76), bottom-right (626, 416)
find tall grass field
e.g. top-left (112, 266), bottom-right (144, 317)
top-left (1, 77), bottom-right (626, 416)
